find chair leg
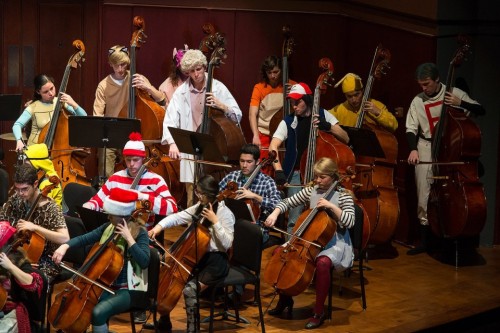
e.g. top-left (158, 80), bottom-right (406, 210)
top-left (201, 286), bottom-right (250, 330)
top-left (359, 250), bottom-right (367, 310)
top-left (209, 287), bottom-right (216, 333)
top-left (130, 312), bottom-right (137, 333)
top-left (46, 285), bottom-right (53, 333)
top-left (255, 282), bottom-right (266, 333)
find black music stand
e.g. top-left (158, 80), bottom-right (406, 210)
top-left (341, 126), bottom-right (386, 158)
top-left (0, 94), bottom-right (22, 121)
top-left (168, 127), bottom-right (226, 163)
top-left (224, 198), bottom-right (255, 222)
top-left (69, 116), bottom-right (141, 182)
top-left (168, 126), bottom-right (227, 331)
top-left (76, 206), bottom-right (109, 232)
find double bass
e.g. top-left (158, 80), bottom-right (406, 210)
top-left (117, 16), bottom-right (184, 203)
top-left (300, 58), bottom-right (356, 188)
top-left (299, 57), bottom-right (370, 249)
top-left (427, 38), bottom-right (486, 238)
top-left (198, 24), bottom-right (246, 175)
top-left (268, 25), bottom-right (295, 143)
top-left (38, 40), bottom-right (91, 188)
top-left (351, 45), bottom-right (399, 244)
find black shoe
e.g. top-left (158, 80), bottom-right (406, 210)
top-left (407, 245), bottom-right (426, 255)
top-left (305, 312), bottom-right (325, 329)
top-left (133, 311), bottom-right (147, 324)
top-left (407, 225), bottom-right (429, 255)
top-left (268, 295), bottom-right (294, 317)
top-left (158, 314), bottom-right (172, 333)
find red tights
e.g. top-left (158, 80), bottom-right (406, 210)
top-left (314, 255), bottom-right (332, 315)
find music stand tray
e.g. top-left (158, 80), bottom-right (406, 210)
top-left (0, 94), bottom-right (22, 121)
top-left (76, 206), bottom-right (109, 232)
top-left (168, 127), bottom-right (226, 162)
top-left (224, 198), bottom-right (255, 222)
top-left (69, 116), bottom-right (141, 148)
top-left (341, 126), bottom-right (386, 159)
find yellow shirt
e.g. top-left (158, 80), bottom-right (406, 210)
top-left (328, 98), bottom-right (398, 132)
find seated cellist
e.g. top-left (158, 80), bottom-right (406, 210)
top-left (0, 163), bottom-right (69, 284)
top-left (0, 221), bottom-right (46, 333)
top-left (52, 187), bottom-right (151, 333)
top-left (264, 157), bottom-right (355, 329)
top-left (149, 175), bottom-right (235, 333)
top-left (268, 82), bottom-right (349, 237)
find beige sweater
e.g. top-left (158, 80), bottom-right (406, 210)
top-left (93, 72), bottom-right (130, 117)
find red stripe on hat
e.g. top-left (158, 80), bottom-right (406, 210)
top-left (122, 148), bottom-right (146, 157)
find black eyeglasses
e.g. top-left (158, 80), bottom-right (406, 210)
top-left (108, 47), bottom-right (129, 56)
top-left (291, 99), bottom-right (303, 106)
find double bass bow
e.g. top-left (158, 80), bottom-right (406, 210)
top-left (351, 45), bottom-right (399, 245)
top-left (38, 40), bottom-right (91, 188)
top-left (427, 37), bottom-right (486, 238)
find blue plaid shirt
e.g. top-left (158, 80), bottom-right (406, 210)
top-left (219, 170), bottom-right (281, 225)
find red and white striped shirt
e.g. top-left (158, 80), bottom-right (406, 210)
top-left (85, 169), bottom-right (178, 229)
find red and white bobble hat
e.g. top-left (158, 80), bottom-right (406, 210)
top-left (103, 188), bottom-right (140, 216)
top-left (122, 132), bottom-right (146, 157)
top-left (287, 82), bottom-right (313, 100)
top-left (0, 221), bottom-right (16, 249)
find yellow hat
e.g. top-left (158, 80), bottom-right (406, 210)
top-left (334, 73), bottom-right (363, 93)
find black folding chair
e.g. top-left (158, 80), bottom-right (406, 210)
top-left (205, 219), bottom-right (266, 333)
top-left (327, 203), bottom-right (367, 320)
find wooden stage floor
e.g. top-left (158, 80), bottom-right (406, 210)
top-left (53, 226), bottom-right (500, 333)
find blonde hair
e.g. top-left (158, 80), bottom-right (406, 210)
top-left (313, 157), bottom-right (339, 180)
top-left (108, 45), bottom-right (130, 66)
top-left (180, 49), bottom-right (207, 73)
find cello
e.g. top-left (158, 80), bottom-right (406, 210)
top-left (427, 38), bottom-right (487, 238)
top-left (48, 170), bottom-right (153, 333)
top-left (38, 40), bottom-right (91, 188)
top-left (11, 175), bottom-right (60, 263)
top-left (198, 24), bottom-right (246, 175)
top-left (47, 217), bottom-right (130, 333)
top-left (351, 45), bottom-right (399, 244)
top-left (0, 227), bottom-right (35, 310)
top-left (154, 194), bottom-right (225, 315)
top-left (218, 150), bottom-right (278, 221)
top-left (262, 178), bottom-right (341, 296)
